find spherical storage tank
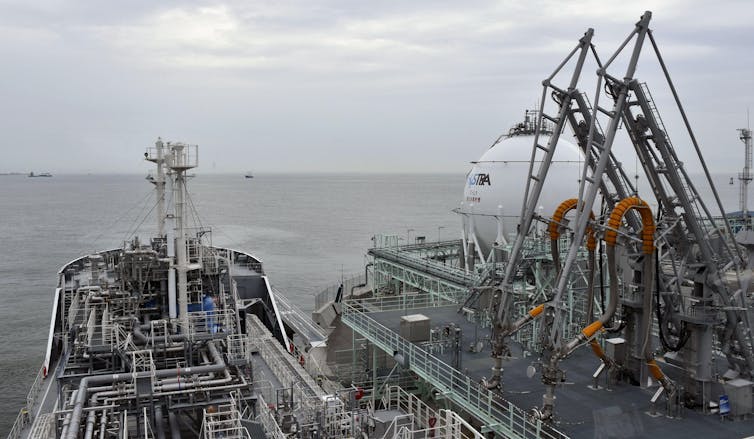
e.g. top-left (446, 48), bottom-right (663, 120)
top-left (459, 132), bottom-right (585, 257)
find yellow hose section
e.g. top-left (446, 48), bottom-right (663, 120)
top-left (549, 198), bottom-right (597, 251)
top-left (589, 339), bottom-right (608, 362)
top-left (581, 320), bottom-right (604, 338)
top-left (604, 197), bottom-right (655, 254)
top-left (528, 304), bottom-right (545, 318)
top-left (549, 199), bottom-right (578, 240)
top-left (647, 359), bottom-right (666, 381)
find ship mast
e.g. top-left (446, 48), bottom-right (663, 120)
top-left (156, 138), bottom-right (166, 237)
top-left (739, 127), bottom-right (752, 222)
top-left (145, 138), bottom-right (167, 237)
top-left (167, 142), bottom-right (198, 329)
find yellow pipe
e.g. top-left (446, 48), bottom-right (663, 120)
top-left (582, 320), bottom-right (604, 339)
top-left (528, 304), bottom-right (545, 318)
top-left (647, 360), bottom-right (665, 381)
top-left (589, 340), bottom-right (609, 363)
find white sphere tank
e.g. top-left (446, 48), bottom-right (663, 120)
top-left (460, 133), bottom-right (584, 257)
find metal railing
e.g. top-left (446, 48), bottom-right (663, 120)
top-left (6, 365), bottom-right (47, 439)
top-left (200, 398), bottom-right (251, 439)
top-left (186, 309), bottom-right (235, 338)
top-left (380, 386), bottom-right (485, 439)
top-left (226, 333), bottom-right (251, 363)
top-left (256, 395), bottom-right (286, 439)
top-left (6, 409), bottom-right (29, 439)
top-left (247, 315), bottom-right (324, 398)
top-left (314, 272), bottom-right (367, 310)
top-left (342, 302), bottom-right (569, 439)
top-left (344, 294), bottom-right (456, 314)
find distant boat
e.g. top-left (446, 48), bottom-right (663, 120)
top-left (245, 172), bottom-right (254, 179)
top-left (28, 172), bottom-right (52, 177)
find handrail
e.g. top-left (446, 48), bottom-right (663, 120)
top-left (342, 302), bottom-right (569, 439)
top-left (343, 294), bottom-right (456, 313)
top-left (6, 365), bottom-right (47, 439)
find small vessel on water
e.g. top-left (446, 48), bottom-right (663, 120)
top-left (245, 172), bottom-right (254, 179)
top-left (28, 172), bottom-right (52, 177)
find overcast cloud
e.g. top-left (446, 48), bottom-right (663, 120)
top-left (0, 0), bottom-right (752, 174)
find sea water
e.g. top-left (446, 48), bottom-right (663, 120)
top-left (0, 171), bottom-right (743, 433)
top-left (0, 173), bottom-right (460, 431)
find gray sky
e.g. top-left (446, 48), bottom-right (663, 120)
top-left (0, 0), bottom-right (752, 174)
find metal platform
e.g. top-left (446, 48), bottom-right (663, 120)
top-left (342, 295), bottom-right (754, 438)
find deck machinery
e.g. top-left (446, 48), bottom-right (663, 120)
top-left (490, 10), bottom-right (754, 422)
top-left (333, 11), bottom-right (754, 439)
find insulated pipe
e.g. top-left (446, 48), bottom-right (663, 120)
top-left (548, 198), bottom-right (598, 322)
top-left (565, 197), bottom-right (653, 351)
top-left (606, 199), bottom-right (673, 390)
top-left (59, 390), bottom-right (79, 439)
top-left (155, 405), bottom-right (167, 439)
top-left (548, 198), bottom-right (597, 268)
top-left (65, 341), bottom-right (225, 439)
top-left (83, 394), bottom-right (100, 439)
top-left (348, 263), bottom-right (373, 299)
top-left (132, 322), bottom-right (228, 346)
top-left (155, 369), bottom-right (233, 392)
top-left (568, 197), bottom-right (672, 389)
top-left (132, 323), bottom-right (186, 345)
top-left (168, 411), bottom-right (182, 439)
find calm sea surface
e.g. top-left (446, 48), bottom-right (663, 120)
top-left (0, 171), bottom-right (744, 433)
top-left (0, 173), bottom-right (461, 432)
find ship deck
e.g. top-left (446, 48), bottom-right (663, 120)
top-left (357, 304), bottom-right (754, 438)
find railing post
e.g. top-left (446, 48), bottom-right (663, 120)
top-left (509, 401), bottom-right (514, 432)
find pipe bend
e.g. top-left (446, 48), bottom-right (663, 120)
top-left (604, 196), bottom-right (654, 254)
top-left (549, 199), bottom-right (597, 251)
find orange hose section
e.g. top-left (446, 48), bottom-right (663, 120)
top-left (604, 197), bottom-right (655, 254)
top-left (549, 199), bottom-right (578, 240)
top-left (581, 320), bottom-right (604, 339)
top-left (589, 339), bottom-right (608, 362)
top-left (647, 360), bottom-right (666, 381)
top-left (549, 198), bottom-right (597, 252)
top-left (528, 304), bottom-right (545, 318)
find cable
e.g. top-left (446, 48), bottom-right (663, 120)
top-left (123, 197), bottom-right (160, 243)
top-left (121, 190), bottom-right (156, 243)
top-left (653, 209), bottom-right (690, 352)
top-left (86, 188), bottom-right (154, 252)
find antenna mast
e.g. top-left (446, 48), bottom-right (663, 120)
top-left (740, 127), bottom-right (753, 222)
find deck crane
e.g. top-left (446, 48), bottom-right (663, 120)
top-left (488, 10), bottom-right (754, 421)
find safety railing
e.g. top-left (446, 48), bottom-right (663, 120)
top-left (342, 302), bottom-right (569, 439)
top-left (256, 395), bottom-right (287, 439)
top-left (6, 408), bottom-right (29, 439)
top-left (200, 402), bottom-right (250, 439)
top-left (226, 333), bottom-right (251, 364)
top-left (344, 294), bottom-right (456, 314)
top-left (6, 364), bottom-right (48, 439)
top-left (381, 385), bottom-right (433, 429)
top-left (186, 309), bottom-right (235, 338)
top-left (314, 272), bottom-right (367, 310)
top-left (380, 386), bottom-right (485, 439)
top-left (247, 315), bottom-right (324, 398)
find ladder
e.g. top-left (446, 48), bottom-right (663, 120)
top-left (495, 28), bottom-right (595, 335)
